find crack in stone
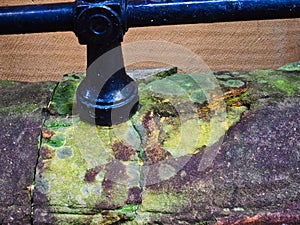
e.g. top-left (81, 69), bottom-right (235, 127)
top-left (30, 82), bottom-right (60, 225)
top-left (130, 118), bottom-right (146, 216)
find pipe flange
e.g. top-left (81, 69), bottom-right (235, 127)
top-left (76, 5), bottom-right (123, 45)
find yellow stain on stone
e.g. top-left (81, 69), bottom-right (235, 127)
top-left (36, 69), bottom-right (251, 221)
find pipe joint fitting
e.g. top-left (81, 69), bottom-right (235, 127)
top-left (75, 0), bottom-right (125, 45)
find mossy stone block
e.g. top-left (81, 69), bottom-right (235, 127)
top-left (33, 63), bottom-right (300, 224)
top-left (0, 80), bottom-right (56, 224)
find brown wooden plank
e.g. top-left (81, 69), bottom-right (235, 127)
top-left (124, 19), bottom-right (300, 72)
top-left (0, 0), bottom-right (299, 81)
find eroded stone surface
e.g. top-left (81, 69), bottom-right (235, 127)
top-left (33, 63), bottom-right (300, 224)
top-left (141, 98), bottom-right (300, 224)
top-left (0, 65), bottom-right (296, 224)
top-left (0, 81), bottom-right (56, 224)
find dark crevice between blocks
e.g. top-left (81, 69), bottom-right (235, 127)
top-left (129, 118), bottom-right (145, 217)
top-left (30, 81), bottom-right (60, 225)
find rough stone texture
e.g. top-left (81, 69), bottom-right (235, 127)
top-left (33, 63), bottom-right (300, 224)
top-left (0, 81), bottom-right (56, 224)
top-left (141, 98), bottom-right (300, 225)
top-left (1, 63), bottom-right (299, 224)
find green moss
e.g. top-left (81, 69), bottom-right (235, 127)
top-left (148, 78), bottom-right (187, 95)
top-left (44, 117), bottom-right (73, 131)
top-left (116, 204), bottom-right (138, 214)
top-left (66, 72), bottom-right (86, 81)
top-left (249, 68), bottom-right (300, 97)
top-left (35, 70), bottom-right (255, 222)
top-left (225, 91), bottom-right (250, 107)
top-left (0, 81), bottom-right (56, 117)
top-left (154, 67), bottom-right (177, 79)
top-left (278, 61), bottom-right (300, 71)
top-left (116, 204), bottom-right (138, 220)
top-left (39, 123), bottom-right (102, 209)
top-left (163, 119), bottom-right (203, 157)
top-left (53, 212), bottom-right (132, 225)
top-left (140, 192), bottom-right (190, 213)
top-left (146, 73), bottom-right (217, 99)
top-left (162, 104), bottom-right (246, 158)
top-left (46, 133), bottom-right (66, 148)
top-left (47, 139), bottom-right (65, 148)
top-left (32, 63), bottom-right (300, 223)
top-left (0, 103), bottom-right (38, 116)
top-left (215, 74), bottom-right (233, 80)
top-left (190, 89), bottom-right (207, 104)
top-left (0, 80), bottom-right (17, 86)
top-left (219, 79), bottom-right (245, 88)
top-left (226, 106), bottom-right (248, 127)
top-left (50, 78), bottom-right (80, 115)
top-left (167, 74), bottom-right (199, 91)
top-left (274, 79), bottom-right (297, 95)
top-left (57, 146), bottom-right (74, 159)
top-left (39, 115), bottom-right (135, 212)
top-left (37, 71), bottom-right (246, 215)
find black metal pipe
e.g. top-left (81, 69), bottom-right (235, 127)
top-left (0, 0), bottom-right (299, 126)
top-left (0, 0), bottom-right (299, 35)
top-left (126, 0), bottom-right (300, 27)
top-left (0, 2), bottom-right (74, 34)
top-left (77, 42), bottom-right (139, 125)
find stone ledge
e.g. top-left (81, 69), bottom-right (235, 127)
top-left (0, 63), bottom-right (299, 224)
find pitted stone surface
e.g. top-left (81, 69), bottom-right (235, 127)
top-left (0, 81), bottom-right (56, 224)
top-left (142, 98), bottom-right (300, 224)
top-left (0, 63), bottom-right (299, 224)
top-left (34, 64), bottom-right (300, 224)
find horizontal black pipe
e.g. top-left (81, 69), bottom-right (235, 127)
top-left (0, 0), bottom-right (299, 35)
top-left (126, 0), bottom-right (300, 27)
top-left (0, 2), bottom-right (74, 34)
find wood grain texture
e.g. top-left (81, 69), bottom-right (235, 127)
top-left (0, 0), bottom-right (299, 82)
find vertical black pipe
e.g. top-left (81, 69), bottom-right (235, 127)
top-left (76, 43), bottom-right (139, 126)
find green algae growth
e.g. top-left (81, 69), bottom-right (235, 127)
top-left (35, 62), bottom-right (300, 223)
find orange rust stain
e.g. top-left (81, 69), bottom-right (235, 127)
top-left (214, 212), bottom-right (300, 225)
top-left (223, 87), bottom-right (248, 100)
top-left (42, 129), bottom-right (55, 140)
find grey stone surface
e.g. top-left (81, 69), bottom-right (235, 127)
top-left (127, 66), bottom-right (177, 81)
